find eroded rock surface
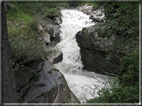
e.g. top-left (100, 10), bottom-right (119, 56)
top-left (23, 61), bottom-right (70, 103)
top-left (89, 9), bottom-right (105, 22)
top-left (14, 60), bottom-right (80, 103)
top-left (38, 19), bottom-right (61, 45)
top-left (76, 24), bottom-right (125, 76)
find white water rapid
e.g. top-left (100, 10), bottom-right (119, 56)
top-left (54, 9), bottom-right (111, 102)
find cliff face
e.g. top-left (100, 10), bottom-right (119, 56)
top-left (76, 24), bottom-right (126, 76)
top-left (2, 5), bottom-right (17, 103)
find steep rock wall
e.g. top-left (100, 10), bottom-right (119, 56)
top-left (76, 24), bottom-right (125, 76)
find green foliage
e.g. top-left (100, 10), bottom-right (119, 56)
top-left (86, 3), bottom-right (139, 103)
top-left (118, 51), bottom-right (139, 86)
top-left (8, 21), bottom-right (47, 67)
top-left (6, 3), bottom-right (53, 68)
top-left (101, 3), bottom-right (139, 38)
top-left (87, 85), bottom-right (138, 103)
top-left (87, 51), bottom-right (139, 103)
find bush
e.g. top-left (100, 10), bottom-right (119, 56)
top-left (87, 51), bottom-right (139, 103)
top-left (6, 2), bottom-right (69, 68)
top-left (8, 19), bottom-right (47, 67)
top-left (118, 51), bottom-right (139, 86)
top-left (100, 3), bottom-right (139, 38)
top-left (6, 3), bottom-right (50, 68)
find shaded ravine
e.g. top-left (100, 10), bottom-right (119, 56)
top-left (53, 9), bottom-right (113, 102)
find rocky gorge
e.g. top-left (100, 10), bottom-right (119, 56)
top-left (3, 2), bottom-right (139, 104)
top-left (11, 5), bottom-right (111, 103)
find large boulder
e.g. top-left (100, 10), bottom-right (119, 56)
top-left (22, 61), bottom-right (79, 103)
top-left (76, 24), bottom-right (126, 76)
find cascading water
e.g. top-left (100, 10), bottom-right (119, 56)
top-left (54, 9), bottom-right (111, 102)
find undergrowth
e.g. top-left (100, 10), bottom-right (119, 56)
top-left (87, 51), bottom-right (139, 103)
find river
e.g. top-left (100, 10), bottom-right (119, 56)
top-left (53, 9), bottom-right (111, 102)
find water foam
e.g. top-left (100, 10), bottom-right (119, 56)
top-left (54, 9), bottom-right (110, 101)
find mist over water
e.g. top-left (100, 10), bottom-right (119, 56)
top-left (54, 9), bottom-right (110, 101)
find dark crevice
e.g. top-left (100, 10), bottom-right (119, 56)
top-left (16, 76), bottom-right (33, 92)
top-left (85, 48), bottom-right (93, 52)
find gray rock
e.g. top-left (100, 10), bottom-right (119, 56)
top-left (38, 19), bottom-right (61, 45)
top-left (89, 9), bottom-right (105, 23)
top-left (53, 52), bottom-right (63, 64)
top-left (76, 25), bottom-right (123, 76)
top-left (77, 4), bottom-right (92, 15)
top-left (54, 17), bottom-right (62, 24)
top-left (23, 61), bottom-right (79, 103)
top-left (44, 24), bottom-right (60, 44)
top-left (43, 32), bottom-right (51, 45)
top-left (13, 67), bottom-right (33, 91)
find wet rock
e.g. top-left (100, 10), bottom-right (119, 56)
top-left (23, 61), bottom-right (73, 103)
top-left (53, 52), bottom-right (63, 64)
top-left (76, 25), bottom-right (124, 76)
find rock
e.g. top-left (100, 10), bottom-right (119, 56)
top-left (43, 32), bottom-right (51, 45)
top-left (23, 61), bottom-right (79, 103)
top-left (77, 4), bottom-right (92, 15)
top-left (89, 9), bottom-right (105, 22)
top-left (43, 24), bottom-right (60, 44)
top-left (53, 52), bottom-right (63, 64)
top-left (13, 67), bottom-right (33, 91)
top-left (54, 17), bottom-right (62, 24)
top-left (50, 25), bottom-right (60, 43)
top-left (76, 25), bottom-right (124, 76)
top-left (38, 19), bottom-right (61, 45)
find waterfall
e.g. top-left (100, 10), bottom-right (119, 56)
top-left (53, 9), bottom-right (110, 102)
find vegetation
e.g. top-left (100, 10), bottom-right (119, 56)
top-left (87, 51), bottom-right (139, 103)
top-left (86, 2), bottom-right (139, 103)
top-left (100, 3), bottom-right (139, 38)
top-left (6, 2), bottom-right (67, 68)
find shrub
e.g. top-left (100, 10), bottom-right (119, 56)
top-left (103, 3), bottom-right (139, 38)
top-left (8, 20), bottom-right (47, 67)
top-left (87, 51), bottom-right (139, 103)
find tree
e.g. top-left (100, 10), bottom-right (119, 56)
top-left (2, 2), bottom-right (17, 103)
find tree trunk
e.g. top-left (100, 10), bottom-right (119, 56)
top-left (2, 3), bottom-right (17, 103)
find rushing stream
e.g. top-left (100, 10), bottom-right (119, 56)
top-left (53, 9), bottom-right (111, 102)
